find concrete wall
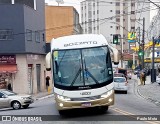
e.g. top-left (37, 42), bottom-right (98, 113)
top-left (45, 6), bottom-right (74, 42)
top-left (13, 54), bottom-right (45, 94)
top-left (13, 55), bottom-right (28, 94)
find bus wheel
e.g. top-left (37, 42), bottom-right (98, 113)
top-left (99, 106), bottom-right (108, 113)
top-left (58, 110), bottom-right (66, 116)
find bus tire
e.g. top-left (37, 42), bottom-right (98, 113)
top-left (99, 106), bottom-right (108, 113)
top-left (58, 110), bottom-right (65, 116)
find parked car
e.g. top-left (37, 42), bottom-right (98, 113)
top-left (134, 69), bottom-right (140, 75)
top-left (113, 77), bottom-right (128, 94)
top-left (114, 73), bottom-right (125, 77)
top-left (0, 89), bottom-right (34, 109)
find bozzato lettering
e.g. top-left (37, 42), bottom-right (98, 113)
top-left (64, 41), bottom-right (97, 47)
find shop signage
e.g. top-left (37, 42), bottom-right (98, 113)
top-left (0, 55), bottom-right (16, 64)
top-left (144, 58), bottom-right (160, 63)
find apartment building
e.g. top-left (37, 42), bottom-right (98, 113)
top-left (81, 0), bottom-right (116, 44)
top-left (81, 0), bottom-right (150, 67)
top-left (0, 0), bottom-right (46, 94)
top-left (45, 6), bottom-right (82, 43)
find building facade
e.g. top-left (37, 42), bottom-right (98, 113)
top-left (80, 0), bottom-right (150, 68)
top-left (0, 0), bottom-right (46, 94)
top-left (45, 6), bottom-right (82, 43)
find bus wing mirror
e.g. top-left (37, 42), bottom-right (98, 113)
top-left (46, 52), bottom-right (51, 71)
top-left (108, 45), bottom-right (119, 65)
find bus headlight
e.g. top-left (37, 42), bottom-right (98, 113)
top-left (101, 90), bottom-right (113, 98)
top-left (56, 94), bottom-right (71, 101)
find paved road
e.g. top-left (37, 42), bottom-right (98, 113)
top-left (0, 79), bottom-right (160, 124)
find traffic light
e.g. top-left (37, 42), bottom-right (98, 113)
top-left (138, 50), bottom-right (143, 56)
top-left (113, 34), bottom-right (119, 44)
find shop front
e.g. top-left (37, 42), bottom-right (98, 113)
top-left (0, 55), bottom-right (17, 90)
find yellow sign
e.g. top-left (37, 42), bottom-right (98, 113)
top-left (128, 32), bottom-right (136, 40)
top-left (144, 58), bottom-right (160, 63)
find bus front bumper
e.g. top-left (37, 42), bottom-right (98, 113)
top-left (55, 92), bottom-right (114, 110)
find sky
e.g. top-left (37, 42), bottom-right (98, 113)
top-left (45, 0), bottom-right (82, 15)
top-left (45, 0), bottom-right (159, 22)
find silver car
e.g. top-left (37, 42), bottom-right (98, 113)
top-left (0, 89), bottom-right (34, 109)
top-left (113, 77), bottom-right (128, 94)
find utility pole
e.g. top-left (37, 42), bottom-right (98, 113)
top-left (138, 27), bottom-right (141, 65)
top-left (119, 34), bottom-right (123, 68)
top-left (142, 18), bottom-right (145, 70)
top-left (151, 37), bottom-right (155, 83)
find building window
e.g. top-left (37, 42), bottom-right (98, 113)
top-left (110, 2), bottom-right (112, 4)
top-left (81, 7), bottom-right (83, 10)
top-left (15, 0), bottom-right (35, 9)
top-left (123, 3), bottom-right (125, 6)
top-left (116, 2), bottom-right (120, 6)
top-left (110, 34), bottom-right (113, 36)
top-left (26, 29), bottom-right (32, 41)
top-left (131, 27), bottom-right (135, 30)
top-left (110, 10), bottom-right (112, 12)
top-left (116, 18), bottom-right (120, 22)
top-left (0, 0), bottom-right (11, 4)
top-left (116, 10), bottom-right (120, 14)
top-left (35, 31), bottom-right (40, 42)
top-left (93, 11), bottom-right (95, 15)
top-left (131, 3), bottom-right (135, 6)
top-left (93, 3), bottom-right (95, 6)
top-left (123, 11), bottom-right (125, 14)
top-left (0, 29), bottom-right (13, 40)
top-left (123, 19), bottom-right (125, 21)
top-left (97, 10), bottom-right (99, 14)
top-left (42, 33), bottom-right (45, 41)
top-left (116, 26), bottom-right (119, 30)
top-left (131, 11), bottom-right (135, 14)
top-left (110, 26), bottom-right (113, 28)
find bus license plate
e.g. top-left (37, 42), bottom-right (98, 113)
top-left (81, 102), bottom-right (91, 107)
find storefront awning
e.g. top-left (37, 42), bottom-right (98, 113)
top-left (0, 64), bottom-right (18, 73)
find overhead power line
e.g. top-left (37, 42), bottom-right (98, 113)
top-left (12, 4), bottom-right (159, 37)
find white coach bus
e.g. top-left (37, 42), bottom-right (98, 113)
top-left (46, 34), bottom-right (119, 115)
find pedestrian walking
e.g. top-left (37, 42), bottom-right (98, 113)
top-left (137, 71), bottom-right (140, 79)
top-left (7, 83), bottom-right (12, 91)
top-left (46, 76), bottom-right (50, 91)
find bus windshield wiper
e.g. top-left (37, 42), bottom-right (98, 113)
top-left (70, 67), bottom-right (82, 86)
top-left (83, 58), bottom-right (99, 84)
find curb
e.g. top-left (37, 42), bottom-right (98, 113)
top-left (135, 79), bottom-right (160, 107)
top-left (35, 93), bottom-right (54, 101)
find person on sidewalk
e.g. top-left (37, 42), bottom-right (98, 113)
top-left (46, 76), bottom-right (50, 91)
top-left (137, 71), bottom-right (140, 79)
top-left (7, 83), bottom-right (12, 91)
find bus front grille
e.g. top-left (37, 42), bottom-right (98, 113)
top-left (71, 96), bottom-right (101, 101)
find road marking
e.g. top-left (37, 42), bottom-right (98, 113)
top-left (111, 107), bottom-right (160, 124)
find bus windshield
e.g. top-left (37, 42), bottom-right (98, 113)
top-left (52, 46), bottom-right (113, 90)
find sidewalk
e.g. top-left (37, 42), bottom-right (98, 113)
top-left (32, 89), bottom-right (54, 100)
top-left (133, 75), bottom-right (160, 106)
